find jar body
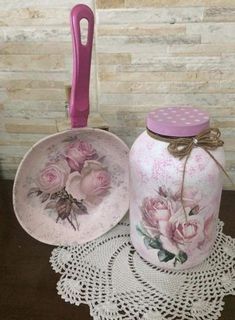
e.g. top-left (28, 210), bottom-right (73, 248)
top-left (129, 131), bottom-right (225, 270)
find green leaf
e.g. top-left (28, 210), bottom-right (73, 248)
top-left (140, 221), bottom-right (151, 237)
top-left (177, 251), bottom-right (188, 264)
top-left (45, 200), bottom-right (57, 210)
top-left (136, 225), bottom-right (145, 236)
top-left (27, 187), bottom-right (41, 197)
top-left (144, 237), bottom-right (162, 250)
top-left (50, 193), bottom-right (58, 200)
top-left (158, 249), bottom-right (175, 263)
top-left (40, 192), bottom-right (50, 203)
top-left (189, 205), bottom-right (199, 216)
top-left (72, 203), bottom-right (88, 215)
top-left (136, 225), bottom-right (150, 238)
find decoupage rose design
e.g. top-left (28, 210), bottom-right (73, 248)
top-left (35, 159), bottom-right (70, 194)
top-left (66, 160), bottom-right (111, 206)
top-left (65, 139), bottom-right (98, 171)
top-left (27, 139), bottom-right (111, 231)
top-left (136, 187), bottom-right (214, 267)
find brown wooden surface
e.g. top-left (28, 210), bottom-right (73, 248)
top-left (0, 180), bottom-right (234, 320)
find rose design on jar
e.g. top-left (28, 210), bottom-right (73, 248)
top-left (137, 187), bottom-right (214, 267)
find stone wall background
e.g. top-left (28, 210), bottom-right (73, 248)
top-left (0, 0), bottom-right (235, 189)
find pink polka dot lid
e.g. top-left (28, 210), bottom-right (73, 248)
top-left (146, 106), bottom-right (210, 137)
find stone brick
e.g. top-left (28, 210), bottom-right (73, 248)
top-left (96, 0), bottom-right (125, 9)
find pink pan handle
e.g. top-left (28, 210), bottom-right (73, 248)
top-left (70, 4), bottom-right (94, 128)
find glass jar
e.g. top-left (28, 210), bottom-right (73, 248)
top-left (129, 106), bottom-right (225, 270)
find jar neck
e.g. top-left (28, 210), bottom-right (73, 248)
top-left (146, 127), bottom-right (196, 141)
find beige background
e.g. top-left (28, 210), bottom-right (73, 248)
top-left (0, 0), bottom-right (235, 189)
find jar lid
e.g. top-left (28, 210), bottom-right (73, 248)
top-left (146, 106), bottom-right (210, 137)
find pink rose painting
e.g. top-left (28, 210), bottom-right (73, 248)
top-left (36, 159), bottom-right (70, 194)
top-left (136, 186), bottom-right (214, 267)
top-left (65, 140), bottom-right (98, 171)
top-left (27, 139), bottom-right (111, 231)
top-left (66, 160), bottom-right (111, 205)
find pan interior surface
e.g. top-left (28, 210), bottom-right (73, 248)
top-left (13, 128), bottom-right (129, 245)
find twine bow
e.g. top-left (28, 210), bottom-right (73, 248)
top-left (167, 128), bottom-right (224, 160)
top-left (147, 127), bottom-right (233, 220)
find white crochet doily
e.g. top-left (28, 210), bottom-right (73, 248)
top-left (50, 216), bottom-right (235, 320)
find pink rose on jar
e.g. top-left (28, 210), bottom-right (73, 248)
top-left (66, 160), bottom-right (111, 205)
top-left (141, 195), bottom-right (206, 255)
top-left (141, 197), bottom-right (171, 237)
top-left (159, 208), bottom-right (205, 255)
top-left (65, 140), bottom-right (97, 172)
top-left (36, 159), bottom-right (70, 194)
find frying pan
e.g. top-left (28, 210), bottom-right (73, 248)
top-left (13, 4), bottom-right (129, 245)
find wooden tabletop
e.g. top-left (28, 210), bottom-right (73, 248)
top-left (0, 180), bottom-right (234, 320)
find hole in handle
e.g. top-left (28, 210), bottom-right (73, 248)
top-left (80, 18), bottom-right (88, 46)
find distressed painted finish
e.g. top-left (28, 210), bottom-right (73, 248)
top-left (0, 0), bottom-right (235, 189)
